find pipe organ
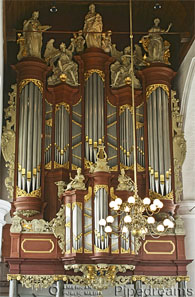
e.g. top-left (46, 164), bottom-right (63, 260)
top-left (4, 6), bottom-right (190, 289)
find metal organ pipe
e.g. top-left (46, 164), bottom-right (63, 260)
top-left (147, 87), bottom-right (171, 195)
top-left (17, 82), bottom-right (42, 194)
top-left (85, 73), bottom-right (104, 164)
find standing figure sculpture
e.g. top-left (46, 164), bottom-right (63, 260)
top-left (83, 4), bottom-right (103, 48)
top-left (141, 18), bottom-right (172, 63)
top-left (22, 11), bottom-right (51, 59)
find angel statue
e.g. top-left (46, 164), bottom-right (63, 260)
top-left (65, 168), bottom-right (86, 191)
top-left (18, 11), bottom-right (51, 60)
top-left (116, 169), bottom-right (135, 191)
top-left (140, 18), bottom-right (172, 64)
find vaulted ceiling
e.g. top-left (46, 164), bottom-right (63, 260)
top-left (4, 0), bottom-right (195, 70)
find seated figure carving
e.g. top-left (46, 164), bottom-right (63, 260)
top-left (65, 168), bottom-right (86, 191)
top-left (111, 46), bottom-right (141, 89)
top-left (45, 41), bottom-right (78, 86)
top-left (116, 168), bottom-right (135, 191)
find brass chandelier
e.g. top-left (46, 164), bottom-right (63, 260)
top-left (99, 0), bottom-right (174, 246)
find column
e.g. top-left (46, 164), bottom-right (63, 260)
top-left (0, 200), bottom-right (11, 260)
top-left (9, 279), bottom-right (18, 297)
top-left (56, 280), bottom-right (64, 297)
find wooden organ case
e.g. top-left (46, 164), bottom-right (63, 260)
top-left (4, 6), bottom-right (191, 292)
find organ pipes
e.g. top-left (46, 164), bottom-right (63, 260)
top-left (94, 188), bottom-right (108, 250)
top-left (147, 86), bottom-right (171, 195)
top-left (55, 103), bottom-right (69, 166)
top-left (18, 82), bottom-right (42, 193)
top-left (85, 73), bottom-right (104, 164)
top-left (120, 106), bottom-right (134, 167)
top-left (45, 100), bottom-right (52, 167)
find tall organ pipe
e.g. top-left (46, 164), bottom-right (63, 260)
top-left (18, 90), bottom-right (24, 189)
top-left (32, 87), bottom-right (38, 191)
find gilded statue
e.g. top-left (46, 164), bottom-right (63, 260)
top-left (111, 46), bottom-right (141, 88)
top-left (101, 31), bottom-right (112, 53)
top-left (71, 31), bottom-right (85, 53)
top-left (18, 11), bottom-right (51, 60)
top-left (171, 91), bottom-right (186, 202)
top-left (45, 41), bottom-right (78, 86)
top-left (140, 18), bottom-right (172, 64)
top-left (90, 145), bottom-right (110, 173)
top-left (117, 169), bottom-right (135, 191)
top-left (65, 168), bottom-right (86, 191)
top-left (83, 4), bottom-right (103, 48)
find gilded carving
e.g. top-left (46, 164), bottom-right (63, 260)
top-left (1, 84), bottom-right (16, 200)
top-left (171, 90), bottom-right (186, 202)
top-left (64, 264), bottom-right (135, 290)
top-left (55, 181), bottom-right (67, 198)
top-left (54, 161), bottom-right (69, 169)
top-left (16, 186), bottom-right (41, 198)
top-left (149, 190), bottom-right (173, 201)
top-left (7, 274), bottom-right (189, 289)
top-left (55, 102), bottom-right (70, 113)
top-left (14, 210), bottom-right (40, 218)
top-left (19, 79), bottom-right (43, 94)
top-left (84, 186), bottom-right (92, 202)
top-left (90, 145), bottom-right (110, 173)
top-left (50, 205), bottom-right (66, 254)
top-left (146, 84), bottom-right (169, 100)
top-left (144, 276), bottom-right (177, 289)
top-left (84, 69), bottom-right (105, 82)
top-left (94, 185), bottom-right (108, 194)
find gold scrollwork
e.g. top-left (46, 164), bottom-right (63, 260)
top-left (94, 185), bottom-right (108, 194)
top-left (19, 79), bottom-right (43, 94)
top-left (149, 190), bottom-right (174, 201)
top-left (94, 246), bottom-right (109, 253)
top-left (122, 163), bottom-right (145, 172)
top-left (21, 239), bottom-right (54, 253)
top-left (110, 187), bottom-right (118, 200)
top-left (72, 202), bottom-right (83, 210)
top-left (84, 69), bottom-right (105, 82)
top-left (45, 161), bottom-right (52, 170)
top-left (55, 102), bottom-right (70, 114)
top-left (45, 118), bottom-right (52, 127)
top-left (72, 247), bottom-right (83, 253)
top-left (146, 84), bottom-right (169, 100)
top-left (54, 161), bottom-right (69, 169)
top-left (119, 104), bottom-right (133, 115)
top-left (16, 186), bottom-right (41, 198)
top-left (84, 158), bottom-right (94, 169)
top-left (84, 186), bottom-right (92, 202)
